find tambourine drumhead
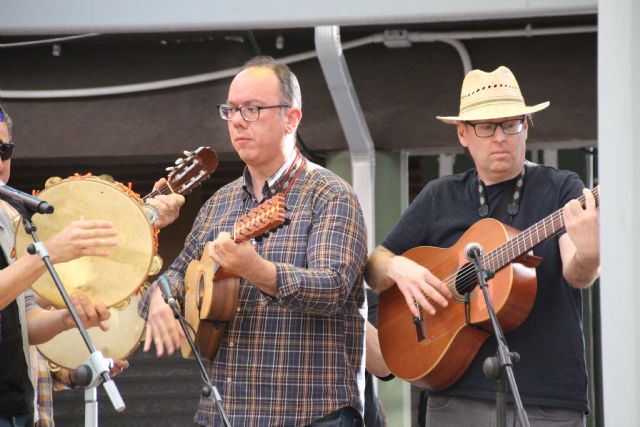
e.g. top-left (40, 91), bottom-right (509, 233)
top-left (37, 294), bottom-right (146, 370)
top-left (14, 176), bottom-right (155, 308)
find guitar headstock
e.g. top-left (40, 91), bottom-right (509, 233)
top-left (234, 193), bottom-right (287, 243)
top-left (166, 147), bottom-right (219, 195)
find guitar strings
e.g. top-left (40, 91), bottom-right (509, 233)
top-left (444, 209), bottom-right (566, 294)
top-left (439, 187), bottom-right (598, 295)
top-left (439, 188), bottom-right (598, 295)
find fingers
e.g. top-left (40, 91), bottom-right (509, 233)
top-left (115, 359), bottom-right (130, 370)
top-left (147, 194), bottom-right (185, 229)
top-left (72, 295), bottom-right (110, 330)
top-left (153, 178), bottom-right (167, 191)
top-left (143, 324), bottom-right (153, 353)
top-left (390, 256), bottom-right (451, 317)
top-left (405, 287), bottom-right (435, 317)
top-left (109, 359), bottom-right (129, 377)
top-left (47, 220), bottom-right (119, 263)
top-left (563, 189), bottom-right (599, 227)
top-left (145, 289), bottom-right (182, 357)
top-left (72, 220), bottom-right (118, 231)
top-left (583, 188), bottom-right (597, 210)
top-left (423, 269), bottom-right (452, 301)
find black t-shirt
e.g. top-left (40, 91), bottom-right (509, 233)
top-left (0, 249), bottom-right (34, 418)
top-left (382, 164), bottom-right (589, 413)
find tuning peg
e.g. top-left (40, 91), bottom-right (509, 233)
top-left (174, 158), bottom-right (185, 165)
top-left (165, 166), bottom-right (175, 172)
top-left (183, 150), bottom-right (193, 157)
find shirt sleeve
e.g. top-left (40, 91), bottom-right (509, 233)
top-left (274, 190), bottom-right (367, 315)
top-left (381, 182), bottom-right (435, 255)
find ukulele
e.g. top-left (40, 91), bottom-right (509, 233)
top-left (181, 193), bottom-right (287, 360)
top-left (378, 186), bottom-right (599, 390)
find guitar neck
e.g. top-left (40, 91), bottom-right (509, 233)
top-left (485, 186), bottom-right (599, 272)
top-left (142, 185), bottom-right (174, 201)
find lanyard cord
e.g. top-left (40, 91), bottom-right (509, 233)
top-left (477, 163), bottom-right (527, 222)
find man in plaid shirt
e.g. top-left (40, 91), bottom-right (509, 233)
top-left (141, 56), bottom-right (368, 426)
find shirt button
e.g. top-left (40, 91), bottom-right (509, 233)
top-left (228, 342), bottom-right (234, 348)
top-left (227, 377), bottom-right (232, 383)
top-left (236, 307), bottom-right (241, 312)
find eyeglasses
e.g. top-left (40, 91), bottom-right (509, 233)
top-left (0, 142), bottom-right (15, 161)
top-left (465, 117), bottom-right (525, 138)
top-left (217, 104), bottom-right (291, 122)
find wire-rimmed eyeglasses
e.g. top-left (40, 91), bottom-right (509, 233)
top-left (465, 116), bottom-right (526, 138)
top-left (217, 104), bottom-right (291, 122)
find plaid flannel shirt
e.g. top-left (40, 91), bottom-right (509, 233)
top-left (140, 159), bottom-right (367, 426)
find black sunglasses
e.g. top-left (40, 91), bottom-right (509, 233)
top-left (0, 142), bottom-right (15, 160)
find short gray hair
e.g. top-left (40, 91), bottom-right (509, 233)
top-left (241, 56), bottom-right (302, 109)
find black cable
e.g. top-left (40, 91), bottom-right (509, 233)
top-left (245, 31), bottom-right (262, 56)
top-left (296, 132), bottom-right (326, 164)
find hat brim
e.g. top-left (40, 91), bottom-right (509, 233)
top-left (436, 101), bottom-right (550, 124)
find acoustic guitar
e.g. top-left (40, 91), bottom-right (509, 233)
top-left (143, 146), bottom-right (219, 203)
top-left (378, 186), bottom-right (599, 390)
top-left (181, 193), bottom-right (287, 360)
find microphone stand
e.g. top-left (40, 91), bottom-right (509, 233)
top-left (467, 245), bottom-right (529, 427)
top-left (160, 278), bottom-right (232, 427)
top-left (16, 206), bottom-right (124, 427)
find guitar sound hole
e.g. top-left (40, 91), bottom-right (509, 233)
top-left (197, 274), bottom-right (205, 311)
top-left (453, 262), bottom-right (478, 302)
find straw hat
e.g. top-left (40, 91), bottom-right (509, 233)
top-left (436, 66), bottom-right (549, 124)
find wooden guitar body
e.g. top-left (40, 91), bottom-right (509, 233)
top-left (378, 218), bottom-right (538, 390)
top-left (181, 194), bottom-right (286, 361)
top-left (181, 242), bottom-right (240, 359)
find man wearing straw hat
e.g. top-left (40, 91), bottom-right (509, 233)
top-left (366, 66), bottom-right (600, 426)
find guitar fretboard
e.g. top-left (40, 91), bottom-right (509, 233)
top-left (484, 186), bottom-right (599, 272)
top-left (142, 185), bottom-right (171, 202)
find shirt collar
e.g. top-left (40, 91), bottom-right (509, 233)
top-left (242, 148), bottom-right (299, 201)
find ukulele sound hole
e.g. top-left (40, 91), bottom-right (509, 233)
top-left (453, 263), bottom-right (478, 302)
top-left (197, 273), bottom-right (205, 311)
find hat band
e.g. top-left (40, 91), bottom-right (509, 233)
top-left (459, 96), bottom-right (524, 115)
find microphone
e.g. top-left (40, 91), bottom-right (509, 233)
top-left (158, 275), bottom-right (175, 305)
top-left (0, 180), bottom-right (54, 214)
top-left (464, 242), bottom-right (484, 261)
top-left (71, 364), bottom-right (93, 387)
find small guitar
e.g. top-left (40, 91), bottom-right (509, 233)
top-left (181, 193), bottom-right (287, 360)
top-left (378, 186), bottom-right (599, 390)
top-left (143, 146), bottom-right (219, 203)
